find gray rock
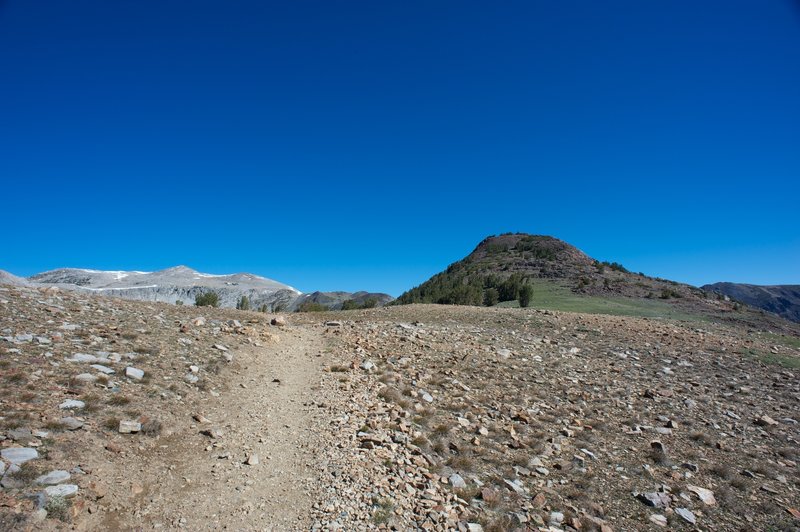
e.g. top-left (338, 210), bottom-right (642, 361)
top-left (60, 417), bottom-right (84, 430)
top-left (675, 508), bottom-right (696, 524)
top-left (125, 367), bottom-right (144, 380)
top-left (184, 373), bottom-right (199, 384)
top-left (688, 485), bottom-right (716, 505)
top-left (649, 514), bottom-right (668, 527)
top-left (496, 348), bottom-right (512, 359)
top-left (35, 470), bottom-right (70, 486)
top-left (549, 512), bottom-right (565, 526)
top-left (59, 399), bottom-right (85, 410)
top-left (90, 364), bottom-right (115, 374)
top-left (421, 392), bottom-right (434, 403)
top-left (449, 473), bottom-right (467, 489)
top-left (74, 373), bottom-right (97, 383)
top-left (1, 447), bottom-right (38, 465)
top-left (7, 428), bottom-right (32, 441)
top-left (118, 420), bottom-right (141, 434)
top-left (246, 454), bottom-right (259, 466)
top-left (503, 478), bottom-right (526, 495)
top-left (2, 465), bottom-right (25, 489)
top-left (360, 360), bottom-right (375, 372)
top-left (66, 353), bottom-right (98, 363)
top-left (636, 491), bottom-right (671, 509)
top-left (44, 484), bottom-right (79, 498)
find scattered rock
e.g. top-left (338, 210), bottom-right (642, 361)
top-left (755, 415), bottom-right (778, 427)
top-left (449, 473), bottom-right (466, 489)
top-left (125, 367), bottom-right (145, 380)
top-left (688, 485), bottom-right (716, 506)
top-left (0, 447), bottom-right (39, 465)
top-left (675, 507), bottom-right (696, 525)
top-left (35, 470), bottom-right (71, 486)
top-left (44, 484), bottom-right (79, 498)
top-left (60, 417), bottom-right (85, 430)
top-left (636, 491), bottom-right (671, 509)
top-left (119, 420), bottom-right (142, 434)
top-left (59, 399), bottom-right (85, 410)
top-left (90, 364), bottom-right (115, 374)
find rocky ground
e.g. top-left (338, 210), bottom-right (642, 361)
top-left (1, 284), bottom-right (799, 531)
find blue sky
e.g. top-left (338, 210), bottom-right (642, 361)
top-left (1, 1), bottom-right (798, 295)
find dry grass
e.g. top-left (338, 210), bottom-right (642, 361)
top-left (7, 461), bottom-right (44, 484)
top-left (107, 394), bottom-right (130, 406)
top-left (43, 419), bottom-right (68, 432)
top-left (141, 419), bottom-right (163, 437)
top-left (5, 372), bottom-right (27, 385)
top-left (690, 431), bottom-right (715, 447)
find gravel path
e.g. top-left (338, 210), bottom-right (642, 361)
top-left (83, 327), bottom-right (327, 531)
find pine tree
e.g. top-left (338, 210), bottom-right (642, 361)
top-left (519, 284), bottom-right (534, 307)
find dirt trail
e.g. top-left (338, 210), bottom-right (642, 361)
top-left (82, 326), bottom-right (328, 531)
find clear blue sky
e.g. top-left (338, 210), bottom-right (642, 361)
top-left (1, 1), bottom-right (798, 295)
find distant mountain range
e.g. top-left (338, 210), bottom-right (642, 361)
top-left (702, 282), bottom-right (800, 323)
top-left (0, 266), bottom-right (393, 311)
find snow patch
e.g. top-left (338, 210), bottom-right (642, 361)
top-left (77, 285), bottom-right (158, 291)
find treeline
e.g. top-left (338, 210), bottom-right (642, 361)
top-left (296, 297), bottom-right (378, 313)
top-left (396, 270), bottom-right (533, 308)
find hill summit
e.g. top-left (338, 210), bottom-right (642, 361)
top-left (396, 233), bottom-right (685, 306)
top-left (395, 233), bottom-right (799, 333)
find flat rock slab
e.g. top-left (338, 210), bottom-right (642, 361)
top-left (44, 484), bottom-right (79, 498)
top-left (35, 470), bottom-right (71, 486)
top-left (60, 417), bottom-right (85, 430)
top-left (59, 399), bottom-right (85, 410)
top-left (66, 353), bottom-right (98, 363)
top-left (125, 367), bottom-right (144, 380)
top-left (7, 428), bottom-right (32, 441)
top-left (91, 364), bottom-right (115, 374)
top-left (119, 420), bottom-right (141, 433)
top-left (1, 447), bottom-right (39, 465)
top-left (688, 485), bottom-right (716, 506)
top-left (675, 508), bottom-right (696, 524)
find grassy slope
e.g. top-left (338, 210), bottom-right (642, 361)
top-left (497, 279), bottom-right (706, 321)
